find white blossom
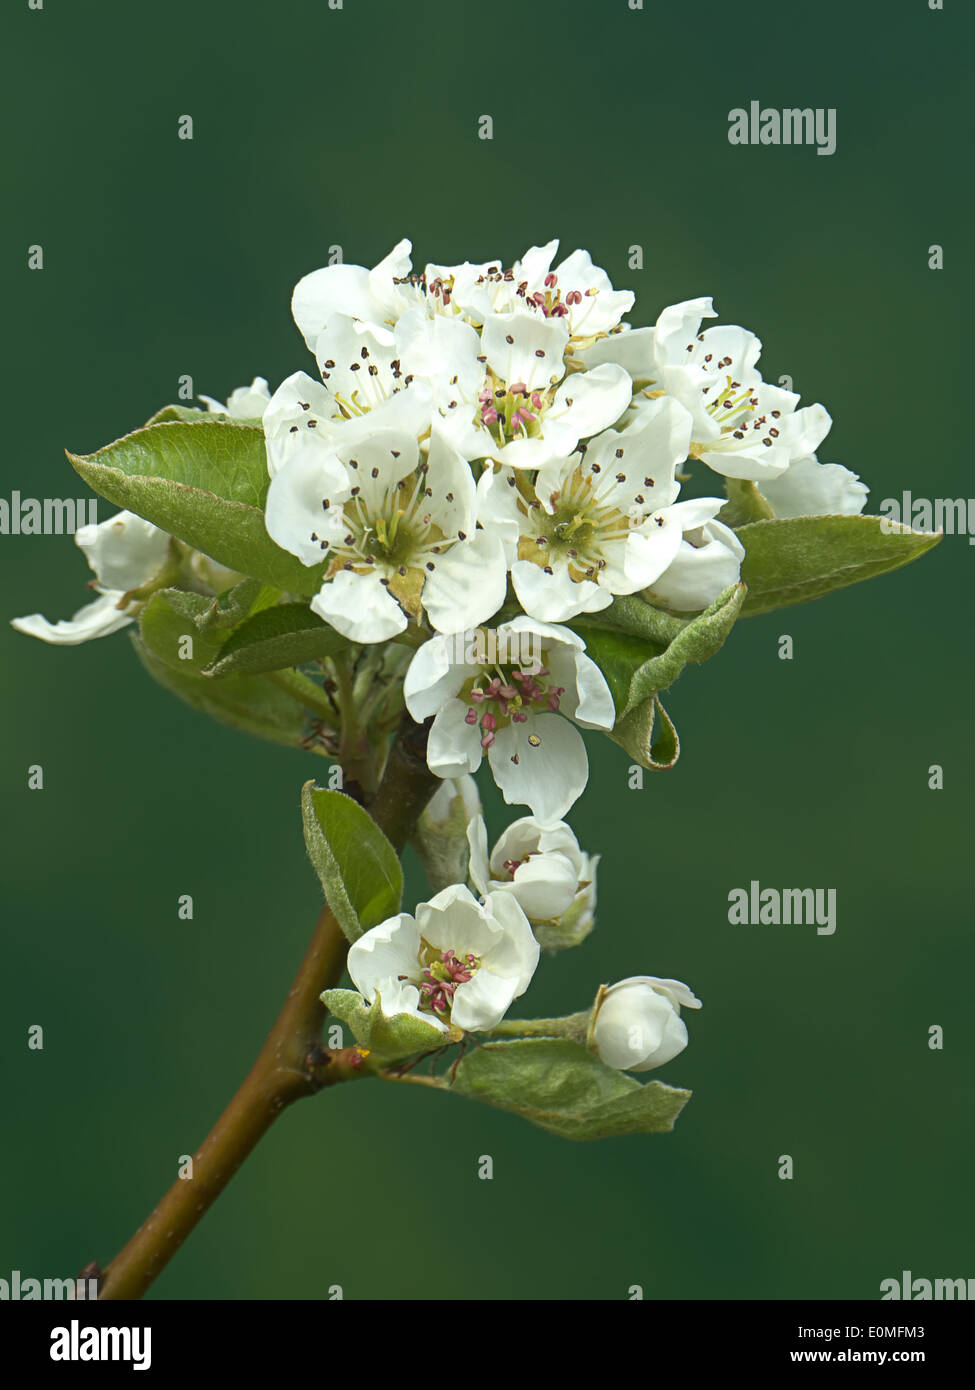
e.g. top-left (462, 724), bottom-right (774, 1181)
top-left (346, 883), bottom-right (539, 1033)
top-left (476, 396), bottom-right (700, 620)
top-left (404, 617), bottom-right (615, 827)
top-left (451, 239), bottom-right (635, 345)
top-left (444, 310), bottom-right (632, 470)
top-left (263, 424), bottom-right (507, 643)
top-left (584, 296), bottom-right (831, 483)
top-left (592, 976), bottom-right (702, 1072)
top-left (467, 813), bottom-right (597, 931)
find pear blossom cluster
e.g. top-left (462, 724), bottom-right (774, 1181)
top-left (12, 238), bottom-right (878, 1087)
top-left (262, 237), bottom-right (867, 648)
top-left (255, 237), bottom-right (866, 831)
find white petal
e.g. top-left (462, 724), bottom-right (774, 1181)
top-left (262, 371), bottom-right (338, 476)
top-left (488, 818), bottom-right (542, 873)
top-left (311, 570), bottom-right (407, 643)
top-left (480, 890), bottom-right (540, 992)
top-left (629, 1010), bottom-right (690, 1071)
top-left (466, 815), bottom-right (491, 897)
top-left (425, 428), bottom-right (476, 535)
top-left (11, 592), bottom-right (134, 645)
top-left (404, 635), bottom-right (474, 721)
top-left (697, 441), bottom-right (791, 483)
top-left (610, 524), bottom-right (684, 594)
top-left (653, 296), bottom-right (717, 366)
top-left (395, 307), bottom-right (483, 403)
top-left (546, 648), bottom-right (615, 730)
top-left (545, 363), bottom-right (632, 450)
top-left (76, 512), bottom-right (170, 591)
top-left (505, 851), bottom-right (579, 920)
top-left (488, 715), bottom-right (589, 827)
top-left (641, 976), bottom-right (702, 1010)
top-left (450, 969), bottom-right (519, 1032)
top-left (645, 519), bottom-right (744, 612)
top-left (499, 613), bottom-right (585, 652)
top-left (482, 310), bottom-right (570, 392)
top-left (292, 263), bottom-right (374, 350)
top-left (760, 454), bottom-right (868, 518)
top-left (516, 239), bottom-right (559, 285)
top-left (423, 530), bottom-right (507, 634)
top-left (782, 403), bottom-right (832, 459)
top-left (578, 325), bottom-right (656, 382)
top-left (597, 995), bottom-right (672, 1071)
top-left (511, 559), bottom-right (611, 623)
top-left (587, 396), bottom-right (691, 512)
top-left (428, 700), bottom-right (483, 779)
top-left (366, 238), bottom-right (414, 322)
top-left (370, 977), bottom-right (448, 1033)
top-left (418, 884), bottom-right (498, 960)
top-left (347, 914), bottom-right (422, 999)
top-left (264, 447), bottom-right (350, 566)
top-left (475, 466), bottom-right (522, 564)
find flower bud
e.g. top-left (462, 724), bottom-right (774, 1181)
top-left (412, 776), bottom-right (483, 896)
top-left (592, 976), bottom-right (701, 1072)
top-left (467, 814), bottom-right (597, 948)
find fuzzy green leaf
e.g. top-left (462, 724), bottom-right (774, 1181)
top-left (301, 783), bottom-right (403, 943)
top-left (449, 1037), bottom-right (691, 1140)
top-left (194, 578), bottom-right (268, 633)
top-left (139, 589), bottom-right (227, 671)
top-left (737, 514), bottom-right (941, 617)
top-left (575, 584), bottom-right (743, 769)
top-left (205, 602), bottom-right (350, 678)
top-left (131, 635), bottom-right (322, 751)
top-left (67, 421), bottom-right (326, 595)
top-left (611, 693), bottom-right (680, 770)
top-left (322, 988), bottom-right (446, 1064)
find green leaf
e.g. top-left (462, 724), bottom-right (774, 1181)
top-left (449, 1037), bottom-right (691, 1140)
top-left (194, 578), bottom-right (267, 633)
top-left (204, 602), bottom-right (350, 678)
top-left (577, 583), bottom-right (744, 719)
top-left (575, 592), bottom-right (687, 646)
top-left (139, 589), bottom-right (227, 671)
top-left (322, 988), bottom-right (447, 1064)
top-left (611, 693), bottom-right (680, 771)
top-left (144, 405), bottom-right (212, 426)
top-left (145, 404), bottom-right (265, 428)
top-left (67, 421), bottom-right (326, 595)
top-left (737, 514), bottom-right (942, 617)
top-left (131, 634), bottom-right (323, 751)
top-left (301, 783), bottom-right (403, 943)
top-left (574, 584), bottom-right (743, 769)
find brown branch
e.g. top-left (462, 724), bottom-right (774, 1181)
top-left (96, 717), bottom-right (437, 1300)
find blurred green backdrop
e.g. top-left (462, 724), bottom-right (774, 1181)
top-left (2, 0), bottom-right (971, 1300)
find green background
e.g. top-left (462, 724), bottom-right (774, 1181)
top-left (2, 0), bottom-right (971, 1300)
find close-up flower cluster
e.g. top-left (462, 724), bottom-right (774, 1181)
top-left (9, 237), bottom-right (936, 1300)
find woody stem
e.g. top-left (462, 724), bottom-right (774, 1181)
top-left (95, 717), bottom-right (437, 1301)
